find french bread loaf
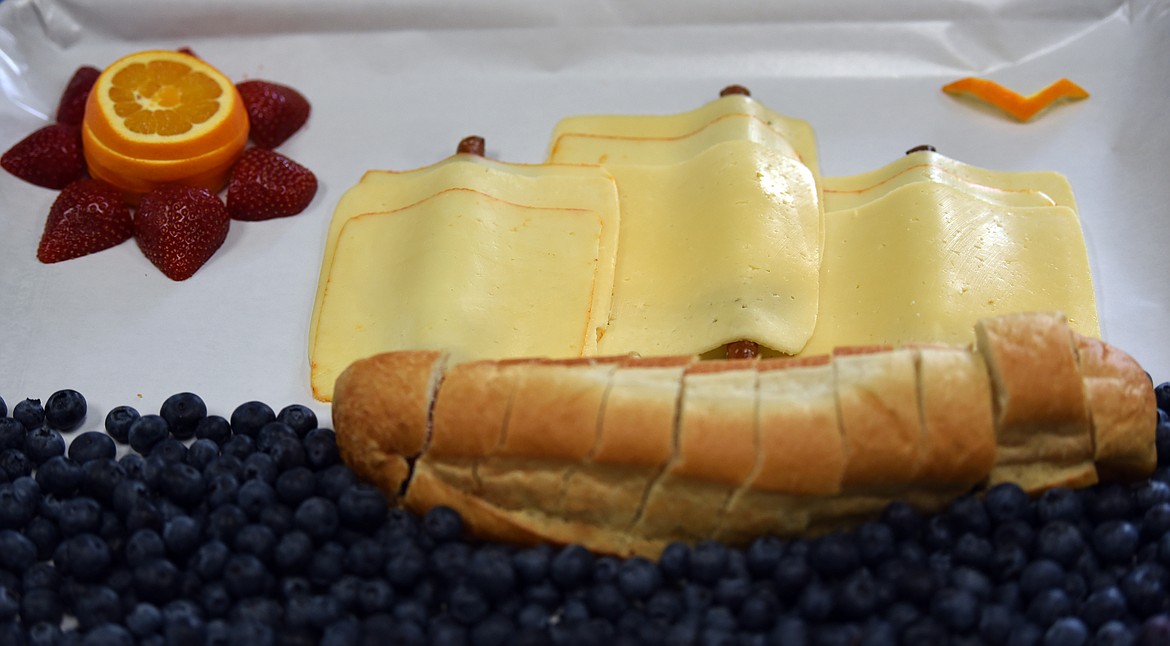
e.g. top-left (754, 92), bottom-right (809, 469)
top-left (333, 312), bottom-right (1156, 558)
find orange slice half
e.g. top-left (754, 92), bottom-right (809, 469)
top-left (82, 50), bottom-right (249, 198)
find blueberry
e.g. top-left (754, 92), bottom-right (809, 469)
top-left (230, 401), bottom-right (275, 438)
top-left (1121, 562), bottom-right (1169, 617)
top-left (234, 524), bottom-right (277, 564)
top-left (1081, 586), bottom-right (1128, 629)
top-left (22, 562), bottom-right (62, 591)
top-left (35, 455), bottom-right (82, 497)
top-left (74, 584), bottom-right (123, 630)
top-left (774, 554), bottom-right (813, 600)
top-left (255, 421), bottom-right (297, 452)
top-left (657, 542), bottom-right (690, 582)
top-left (128, 415), bottom-right (170, 454)
top-left (13, 398), bottom-right (45, 430)
top-left (242, 452), bottom-right (277, 483)
top-left (150, 437), bottom-right (188, 463)
top-left (985, 482), bottom-right (1034, 525)
top-left (201, 473), bottom-right (239, 511)
top-left (1026, 587), bottom-right (1073, 626)
top-left (1094, 520), bottom-right (1140, 564)
top-left (1036, 520), bottom-right (1088, 566)
top-left (690, 540), bottom-right (732, 584)
top-left (27, 622), bottom-right (64, 646)
top-left (1021, 559), bottom-right (1066, 599)
top-left (0, 395), bottom-right (5, 418)
top-left (68, 431), bottom-right (116, 464)
top-left (857, 521), bottom-right (897, 565)
top-left (423, 505), bottom-right (463, 542)
top-left (237, 479), bottom-right (276, 518)
top-left (163, 515), bottom-right (203, 558)
top-left (810, 532), bottom-right (860, 578)
top-left (303, 428), bottom-right (340, 469)
top-left (103, 406), bottom-right (139, 444)
top-left (0, 480), bottom-right (39, 528)
top-left (338, 483), bottom-right (387, 530)
top-left (223, 554), bottom-right (271, 598)
top-left (22, 427), bottom-right (66, 465)
top-left (355, 578), bottom-right (395, 614)
top-left (978, 603), bottom-right (1014, 643)
top-left (57, 496), bottom-right (103, 536)
top-left (294, 496), bottom-right (339, 541)
top-left (797, 579), bottom-right (834, 621)
top-left (277, 404), bottom-right (318, 437)
top-left (273, 530), bottom-right (314, 574)
top-left (82, 624), bottom-right (134, 646)
top-left (20, 587), bottom-right (63, 625)
top-left (45, 389), bottom-right (86, 431)
top-left (57, 532), bottom-right (111, 581)
top-left (1157, 382), bottom-right (1170, 413)
top-left (549, 544), bottom-right (593, 590)
top-left (183, 438), bottom-right (218, 472)
top-left (1043, 616), bottom-right (1089, 646)
top-left (317, 463), bottom-right (358, 500)
top-left (125, 529), bottom-right (167, 568)
top-left (1095, 620), bottom-right (1135, 646)
top-left (0, 528), bottom-right (37, 573)
top-left (189, 540), bottom-right (231, 581)
top-left (931, 587), bottom-right (979, 632)
top-left (206, 504), bottom-right (248, 543)
top-left (463, 546), bottom-right (515, 598)
top-left (1037, 488), bottom-right (1085, 523)
top-left (0, 417), bottom-right (26, 451)
top-left (0, 447), bottom-right (32, 479)
top-left (308, 541), bottom-right (346, 586)
top-left (275, 467), bottom-right (316, 505)
top-left (157, 392), bottom-right (206, 440)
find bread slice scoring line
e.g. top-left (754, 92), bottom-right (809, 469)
top-left (552, 364), bottom-right (620, 513)
top-left (398, 353), bottom-right (450, 496)
top-left (626, 357), bottom-right (690, 537)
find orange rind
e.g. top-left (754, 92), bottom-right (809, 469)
top-left (942, 77), bottom-right (1089, 122)
top-left (82, 50), bottom-right (249, 199)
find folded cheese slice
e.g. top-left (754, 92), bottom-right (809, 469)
top-left (310, 156), bottom-right (621, 401)
top-left (802, 180), bottom-right (1099, 355)
top-left (823, 149), bottom-right (1076, 212)
top-left (311, 189), bottom-right (610, 401)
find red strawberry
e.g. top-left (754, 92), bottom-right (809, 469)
top-left (134, 185), bottom-right (230, 281)
top-left (55, 66), bottom-right (101, 127)
top-left (236, 80), bottom-right (311, 149)
top-left (226, 148), bottom-right (318, 221)
top-left (37, 179), bottom-right (133, 263)
top-left (1, 124), bottom-right (86, 189)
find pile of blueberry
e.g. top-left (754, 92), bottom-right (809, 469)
top-left (0, 384), bottom-right (1169, 645)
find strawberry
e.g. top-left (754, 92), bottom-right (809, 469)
top-left (226, 148), bottom-right (318, 221)
top-left (236, 80), bottom-right (311, 149)
top-left (37, 179), bottom-right (133, 263)
top-left (1, 124), bottom-right (86, 189)
top-left (55, 66), bottom-right (101, 127)
top-left (134, 185), bottom-right (230, 281)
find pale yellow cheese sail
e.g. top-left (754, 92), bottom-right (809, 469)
top-left (312, 189), bottom-right (610, 401)
top-left (548, 93), bottom-right (824, 356)
top-left (309, 156), bottom-right (621, 359)
top-left (593, 139), bottom-right (822, 356)
top-left (801, 180), bottom-right (1099, 355)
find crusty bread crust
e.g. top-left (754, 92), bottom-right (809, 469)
top-left (975, 312), bottom-right (1095, 492)
top-left (334, 313), bottom-right (1156, 557)
top-left (1074, 335), bottom-right (1157, 480)
top-left (332, 350), bottom-right (445, 496)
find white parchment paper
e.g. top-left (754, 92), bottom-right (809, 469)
top-left (1, 0), bottom-right (1167, 436)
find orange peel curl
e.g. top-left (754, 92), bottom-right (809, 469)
top-left (942, 77), bottom-right (1089, 122)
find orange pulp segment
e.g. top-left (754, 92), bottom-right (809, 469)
top-left (82, 50), bottom-right (249, 197)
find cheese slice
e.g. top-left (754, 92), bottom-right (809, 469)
top-left (311, 189), bottom-right (607, 401)
top-left (801, 181), bottom-right (1099, 355)
top-left (823, 149), bottom-right (1076, 212)
top-left (310, 156), bottom-right (621, 359)
top-left (595, 138), bottom-right (822, 356)
top-left (549, 94), bottom-right (821, 176)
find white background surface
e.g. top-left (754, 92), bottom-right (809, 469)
top-left (1, 0), bottom-right (1167, 438)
